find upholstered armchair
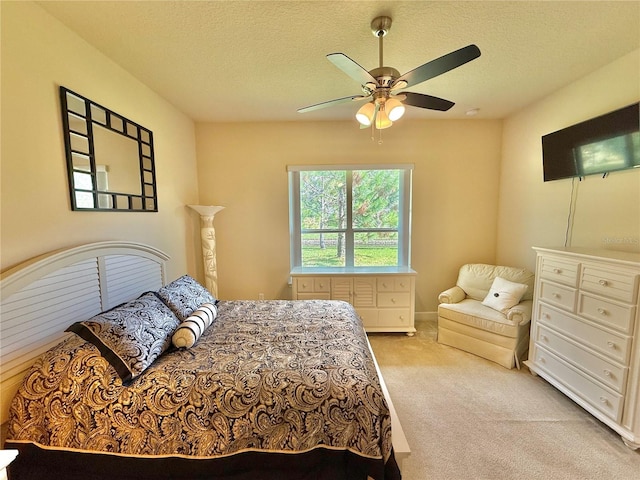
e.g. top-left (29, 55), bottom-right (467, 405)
top-left (437, 264), bottom-right (535, 369)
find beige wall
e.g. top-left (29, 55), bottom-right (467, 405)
top-left (1, 2), bottom-right (200, 281)
top-left (6, 2), bottom-right (635, 318)
top-left (195, 119), bottom-right (503, 313)
top-left (497, 50), bottom-right (640, 271)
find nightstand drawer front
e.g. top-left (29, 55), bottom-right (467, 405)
top-left (536, 326), bottom-right (627, 393)
top-left (578, 293), bottom-right (636, 334)
top-left (378, 292), bottom-right (410, 308)
top-left (538, 304), bottom-right (631, 364)
top-left (539, 280), bottom-right (577, 311)
top-left (534, 346), bottom-right (623, 421)
top-left (580, 266), bottom-right (639, 304)
top-left (540, 257), bottom-right (579, 287)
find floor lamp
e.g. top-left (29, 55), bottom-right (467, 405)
top-left (188, 205), bottom-right (224, 298)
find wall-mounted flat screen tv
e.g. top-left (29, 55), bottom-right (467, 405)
top-left (542, 103), bottom-right (640, 182)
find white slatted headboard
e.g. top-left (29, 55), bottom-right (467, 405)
top-left (0, 241), bottom-right (169, 430)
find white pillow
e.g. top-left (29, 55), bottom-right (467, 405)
top-left (481, 277), bottom-right (528, 314)
top-left (171, 302), bottom-right (217, 348)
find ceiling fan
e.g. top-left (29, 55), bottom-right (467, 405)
top-left (298, 16), bottom-right (481, 130)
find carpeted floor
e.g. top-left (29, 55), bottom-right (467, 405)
top-left (368, 319), bottom-right (640, 480)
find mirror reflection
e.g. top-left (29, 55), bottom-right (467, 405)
top-left (60, 86), bottom-right (157, 212)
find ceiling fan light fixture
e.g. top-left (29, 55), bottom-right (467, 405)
top-left (386, 98), bottom-right (405, 121)
top-left (356, 102), bottom-right (375, 126)
top-left (375, 108), bottom-right (393, 130)
top-left (391, 80), bottom-right (408, 91)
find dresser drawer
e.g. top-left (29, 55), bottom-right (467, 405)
top-left (357, 308), bottom-right (378, 328)
top-left (378, 308), bottom-right (412, 327)
top-left (378, 292), bottom-right (410, 308)
top-left (578, 292), bottom-right (636, 334)
top-left (313, 278), bottom-right (330, 293)
top-left (580, 265), bottom-right (639, 304)
top-left (536, 325), bottom-right (627, 393)
top-left (295, 278), bottom-right (315, 293)
top-left (539, 280), bottom-right (577, 311)
top-left (533, 345), bottom-right (623, 422)
top-left (540, 256), bottom-right (579, 287)
top-left (537, 304), bottom-right (631, 364)
top-left (377, 276), bottom-right (411, 292)
top-left (296, 292), bottom-right (330, 300)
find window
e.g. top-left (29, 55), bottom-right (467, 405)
top-left (288, 164), bottom-right (413, 270)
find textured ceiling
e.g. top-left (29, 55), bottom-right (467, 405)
top-left (38, 1), bottom-right (640, 123)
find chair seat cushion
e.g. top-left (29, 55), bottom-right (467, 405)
top-left (438, 299), bottom-right (520, 338)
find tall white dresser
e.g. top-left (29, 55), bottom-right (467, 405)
top-left (526, 247), bottom-right (640, 449)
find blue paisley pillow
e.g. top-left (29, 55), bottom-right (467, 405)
top-left (66, 292), bottom-right (180, 383)
top-left (157, 275), bottom-right (216, 321)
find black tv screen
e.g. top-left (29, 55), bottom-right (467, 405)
top-left (542, 103), bottom-right (640, 182)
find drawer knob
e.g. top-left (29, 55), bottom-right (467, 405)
top-left (552, 292), bottom-right (560, 298)
top-left (302, 283), bottom-right (307, 288)
top-left (382, 283), bottom-right (388, 288)
top-left (599, 396), bottom-right (609, 406)
top-left (542, 313), bottom-right (550, 319)
top-left (603, 369), bottom-right (612, 377)
top-left (319, 283), bottom-right (324, 288)
top-left (597, 308), bottom-right (608, 316)
top-left (553, 268), bottom-right (562, 274)
top-left (607, 341), bottom-right (617, 350)
top-left (391, 297), bottom-right (396, 303)
top-left (541, 335), bottom-right (548, 342)
top-left (599, 279), bottom-right (609, 287)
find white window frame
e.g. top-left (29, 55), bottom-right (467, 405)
top-left (288, 164), bottom-right (413, 271)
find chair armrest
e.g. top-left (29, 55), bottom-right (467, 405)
top-left (438, 286), bottom-right (466, 304)
top-left (506, 299), bottom-right (533, 325)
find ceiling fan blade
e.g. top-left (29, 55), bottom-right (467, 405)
top-left (297, 95), bottom-right (369, 113)
top-left (403, 92), bottom-right (455, 111)
top-left (327, 53), bottom-right (377, 86)
top-left (392, 44), bottom-right (481, 90)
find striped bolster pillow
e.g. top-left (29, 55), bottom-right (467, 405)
top-left (171, 302), bottom-right (217, 348)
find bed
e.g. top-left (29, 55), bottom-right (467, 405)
top-left (1, 241), bottom-right (407, 479)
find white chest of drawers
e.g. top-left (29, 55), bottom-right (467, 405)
top-left (525, 247), bottom-right (640, 449)
top-left (290, 268), bottom-right (416, 335)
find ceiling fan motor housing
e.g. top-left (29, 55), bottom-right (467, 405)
top-left (367, 66), bottom-right (401, 91)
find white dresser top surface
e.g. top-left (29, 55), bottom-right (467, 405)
top-left (533, 247), bottom-right (640, 266)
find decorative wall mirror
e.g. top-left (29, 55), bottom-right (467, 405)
top-left (60, 86), bottom-right (158, 211)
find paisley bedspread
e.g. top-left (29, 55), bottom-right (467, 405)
top-left (6, 300), bottom-right (400, 479)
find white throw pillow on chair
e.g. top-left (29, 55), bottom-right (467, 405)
top-left (481, 276), bottom-right (528, 314)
